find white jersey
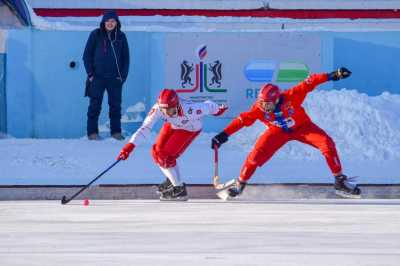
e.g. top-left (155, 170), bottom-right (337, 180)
top-left (129, 100), bottom-right (220, 145)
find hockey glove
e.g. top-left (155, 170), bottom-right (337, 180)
top-left (328, 67), bottom-right (351, 81)
top-left (213, 105), bottom-right (228, 116)
top-left (117, 143), bottom-right (135, 160)
top-left (211, 131), bottom-right (229, 149)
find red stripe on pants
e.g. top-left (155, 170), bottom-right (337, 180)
top-left (152, 123), bottom-right (200, 168)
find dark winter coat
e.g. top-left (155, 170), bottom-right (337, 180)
top-left (83, 11), bottom-right (130, 82)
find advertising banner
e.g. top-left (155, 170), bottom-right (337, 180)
top-left (165, 32), bottom-right (321, 116)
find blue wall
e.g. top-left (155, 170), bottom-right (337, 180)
top-left (332, 33), bottom-right (400, 95)
top-left (5, 29), bottom-right (400, 138)
top-left (6, 29), bottom-right (152, 138)
top-left (0, 53), bottom-right (5, 133)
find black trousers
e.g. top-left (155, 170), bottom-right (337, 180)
top-left (87, 77), bottom-right (123, 136)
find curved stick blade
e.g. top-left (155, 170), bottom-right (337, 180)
top-left (61, 196), bottom-right (68, 205)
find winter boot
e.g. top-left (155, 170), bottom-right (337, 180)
top-left (334, 174), bottom-right (361, 199)
top-left (88, 133), bottom-right (102, 140)
top-left (111, 133), bottom-right (125, 141)
top-left (160, 183), bottom-right (188, 201)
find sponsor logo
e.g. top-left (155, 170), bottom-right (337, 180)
top-left (244, 60), bottom-right (309, 83)
top-left (176, 45), bottom-right (227, 93)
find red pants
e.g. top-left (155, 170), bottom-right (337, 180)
top-left (152, 123), bottom-right (200, 168)
top-left (240, 122), bottom-right (342, 181)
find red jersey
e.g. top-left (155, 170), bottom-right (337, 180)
top-left (224, 73), bottom-right (329, 135)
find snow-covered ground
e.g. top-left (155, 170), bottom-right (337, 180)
top-left (1, 89), bottom-right (399, 185)
top-left (1, 199), bottom-right (399, 266)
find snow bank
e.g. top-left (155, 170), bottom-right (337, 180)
top-left (229, 89), bottom-right (400, 161)
top-left (1, 89), bottom-right (399, 184)
top-left (31, 15), bottom-right (400, 32)
top-left (25, 0), bottom-right (400, 31)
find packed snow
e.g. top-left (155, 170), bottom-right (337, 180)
top-left (1, 199), bottom-right (399, 266)
top-left (121, 102), bottom-right (146, 123)
top-left (1, 89), bottom-right (399, 185)
top-left (25, 0), bottom-right (400, 32)
top-left (231, 89), bottom-right (400, 161)
top-left (30, 15), bottom-right (400, 32)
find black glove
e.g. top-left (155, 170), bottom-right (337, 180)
top-left (328, 67), bottom-right (351, 81)
top-left (211, 131), bottom-right (229, 149)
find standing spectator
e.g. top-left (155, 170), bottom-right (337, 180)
top-left (83, 10), bottom-right (130, 140)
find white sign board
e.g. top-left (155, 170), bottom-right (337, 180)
top-left (165, 32), bottom-right (321, 116)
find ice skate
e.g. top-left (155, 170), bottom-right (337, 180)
top-left (156, 178), bottom-right (173, 194)
top-left (215, 179), bottom-right (246, 201)
top-left (160, 183), bottom-right (188, 201)
top-left (334, 175), bottom-right (361, 199)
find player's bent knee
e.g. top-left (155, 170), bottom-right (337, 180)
top-left (158, 158), bottom-right (176, 168)
top-left (152, 145), bottom-right (177, 168)
top-left (321, 142), bottom-right (337, 156)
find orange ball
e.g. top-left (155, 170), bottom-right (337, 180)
top-left (83, 198), bottom-right (90, 206)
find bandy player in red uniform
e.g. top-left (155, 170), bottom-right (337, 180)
top-left (117, 89), bottom-right (227, 200)
top-left (212, 67), bottom-right (361, 199)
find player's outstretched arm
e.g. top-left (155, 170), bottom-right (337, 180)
top-left (117, 105), bottom-right (161, 160)
top-left (211, 131), bottom-right (229, 149)
top-left (287, 67), bottom-right (351, 106)
top-left (117, 143), bottom-right (135, 160)
top-left (200, 100), bottom-right (228, 116)
top-left (211, 107), bottom-right (259, 149)
top-left (213, 104), bottom-right (228, 116)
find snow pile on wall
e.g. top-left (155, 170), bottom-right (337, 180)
top-left (230, 89), bottom-right (400, 161)
top-left (121, 102), bottom-right (146, 123)
top-left (26, 0), bottom-right (400, 10)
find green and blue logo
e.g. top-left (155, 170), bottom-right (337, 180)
top-left (244, 60), bottom-right (309, 83)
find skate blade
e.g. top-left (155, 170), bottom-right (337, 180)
top-left (216, 189), bottom-right (232, 201)
top-left (160, 195), bottom-right (189, 202)
top-left (335, 190), bottom-right (362, 199)
top-left (215, 179), bottom-right (236, 201)
top-left (156, 186), bottom-right (174, 195)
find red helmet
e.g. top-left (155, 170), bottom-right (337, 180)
top-left (258, 84), bottom-right (280, 103)
top-left (158, 89), bottom-right (179, 108)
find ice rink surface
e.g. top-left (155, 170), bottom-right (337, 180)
top-left (0, 199), bottom-right (399, 266)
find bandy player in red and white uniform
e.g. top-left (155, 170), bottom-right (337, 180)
top-left (212, 67), bottom-right (361, 199)
top-left (118, 89), bottom-right (227, 200)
